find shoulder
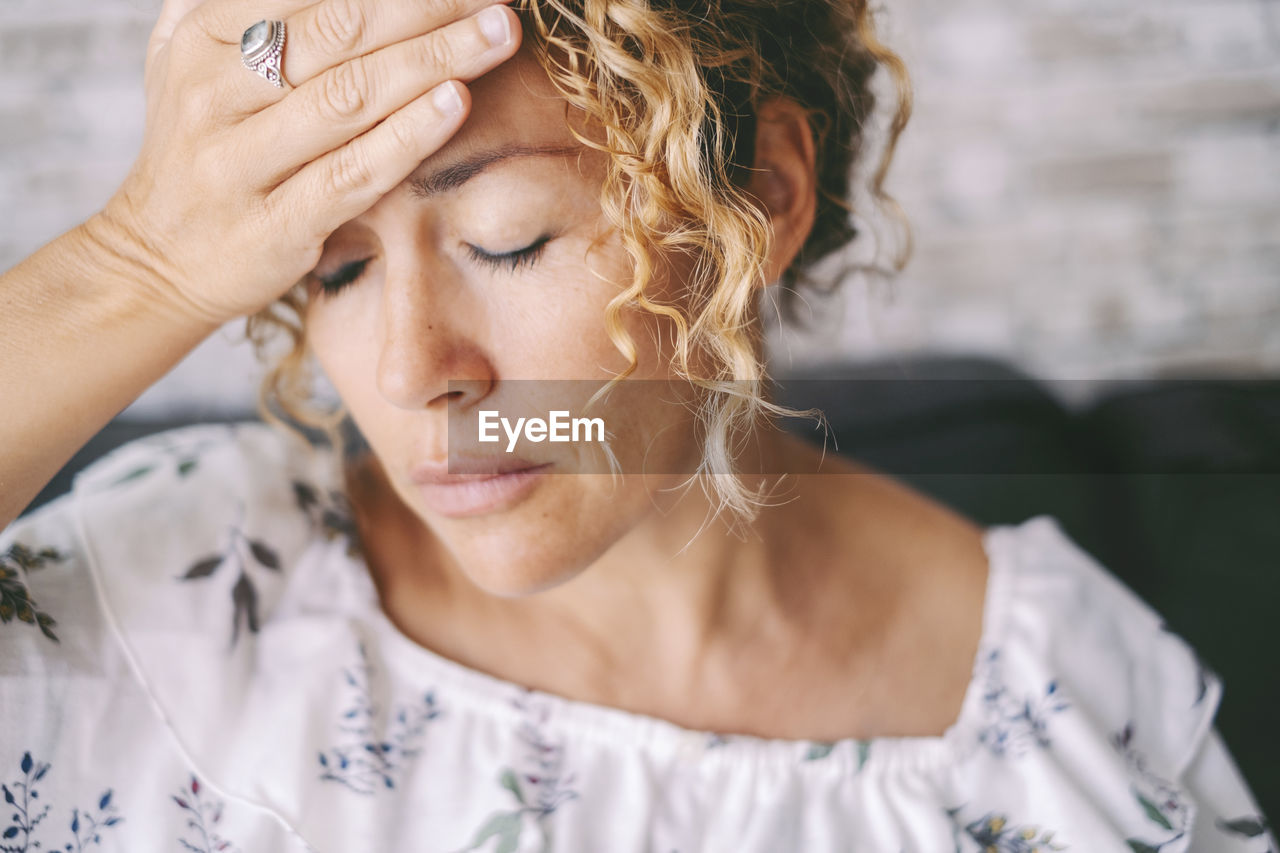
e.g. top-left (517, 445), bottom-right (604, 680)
top-left (68, 420), bottom-right (360, 639)
top-left (3, 421), bottom-right (357, 659)
top-left (979, 516), bottom-right (1220, 779)
top-left (0, 485), bottom-right (313, 853)
top-left (915, 514), bottom-right (1266, 851)
top-left (70, 420), bottom-right (334, 509)
top-left (829, 470), bottom-right (991, 738)
top-left (69, 419), bottom-right (349, 546)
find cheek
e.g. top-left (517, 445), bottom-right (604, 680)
top-left (302, 301), bottom-right (381, 413)
top-left (522, 248), bottom-right (687, 379)
top-left (442, 471), bottom-right (688, 597)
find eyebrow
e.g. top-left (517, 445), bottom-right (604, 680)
top-left (407, 143), bottom-right (585, 199)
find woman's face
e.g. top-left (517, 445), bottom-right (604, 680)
top-left (304, 43), bottom-right (707, 597)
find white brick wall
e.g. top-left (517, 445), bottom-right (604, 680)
top-left (2, 0), bottom-right (1277, 417)
top-left (771, 0), bottom-right (1280, 383)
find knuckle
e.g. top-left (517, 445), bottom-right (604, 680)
top-left (311, 0), bottom-right (368, 56)
top-left (168, 16), bottom-right (205, 58)
top-left (434, 0), bottom-right (469, 24)
top-left (319, 59), bottom-right (369, 120)
top-left (385, 112), bottom-right (419, 153)
top-left (181, 8), bottom-right (221, 52)
top-left (180, 80), bottom-right (222, 129)
top-left (327, 144), bottom-right (373, 195)
top-left (189, 144), bottom-right (220, 185)
top-left (258, 190), bottom-right (293, 241)
top-left (413, 31), bottom-right (456, 73)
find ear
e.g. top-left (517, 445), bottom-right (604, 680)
top-left (742, 97), bottom-right (818, 288)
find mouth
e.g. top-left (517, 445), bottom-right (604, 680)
top-left (409, 460), bottom-right (553, 518)
top-left (410, 454), bottom-right (547, 483)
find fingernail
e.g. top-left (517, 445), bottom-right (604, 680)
top-left (434, 81), bottom-right (463, 116)
top-left (478, 5), bottom-right (511, 47)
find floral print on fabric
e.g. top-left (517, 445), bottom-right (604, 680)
top-left (804, 739), bottom-right (872, 768)
top-left (291, 479), bottom-right (362, 559)
top-left (1112, 722), bottom-right (1191, 852)
top-left (454, 690), bottom-right (579, 853)
top-left (946, 806), bottom-right (1067, 852)
top-left (177, 504), bottom-right (283, 650)
top-left (1, 752), bottom-right (122, 852)
top-left (10, 428), bottom-right (1266, 853)
top-left (1213, 815), bottom-right (1274, 851)
top-left (0, 544), bottom-right (66, 643)
top-left (317, 642), bottom-right (444, 794)
top-left (173, 775), bottom-right (241, 853)
top-left (974, 648), bottom-right (1070, 757)
top-left (98, 427), bottom-right (233, 491)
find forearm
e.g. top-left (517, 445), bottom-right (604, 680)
top-left (0, 213), bottom-right (222, 528)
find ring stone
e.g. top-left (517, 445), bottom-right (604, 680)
top-left (241, 20), bottom-right (287, 88)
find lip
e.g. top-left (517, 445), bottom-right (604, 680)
top-left (410, 455), bottom-right (547, 485)
top-left (410, 458), bottom-right (553, 518)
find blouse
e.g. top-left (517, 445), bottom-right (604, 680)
top-left (0, 420), bottom-right (1272, 852)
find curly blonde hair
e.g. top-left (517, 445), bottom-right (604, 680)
top-left (245, 0), bottom-right (914, 529)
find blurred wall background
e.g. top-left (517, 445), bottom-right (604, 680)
top-left (2, 0), bottom-right (1278, 418)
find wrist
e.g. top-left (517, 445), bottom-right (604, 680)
top-left (79, 205), bottom-right (226, 333)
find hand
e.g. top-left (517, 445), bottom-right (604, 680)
top-left (97, 0), bottom-right (521, 326)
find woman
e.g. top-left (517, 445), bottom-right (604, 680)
top-left (0, 0), bottom-right (1271, 849)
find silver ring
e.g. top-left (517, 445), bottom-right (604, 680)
top-left (240, 19), bottom-right (288, 88)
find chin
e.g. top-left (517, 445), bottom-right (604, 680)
top-left (446, 535), bottom-right (597, 599)
top-left (426, 486), bottom-right (650, 598)
top-left (467, 566), bottom-right (589, 599)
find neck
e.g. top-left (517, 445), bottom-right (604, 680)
top-left (346, 428), bottom-right (873, 715)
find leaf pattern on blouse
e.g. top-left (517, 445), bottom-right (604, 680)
top-left (173, 774), bottom-right (241, 853)
top-left (946, 805), bottom-right (1068, 852)
top-left (291, 479), bottom-right (362, 559)
top-left (1112, 722), bottom-right (1192, 852)
top-left (317, 642), bottom-right (444, 794)
top-left (176, 504), bottom-right (283, 651)
top-left (454, 690), bottom-right (579, 853)
top-left (0, 543), bottom-right (67, 643)
top-left (974, 648), bottom-right (1070, 757)
top-left (803, 739), bottom-right (872, 769)
top-left (0, 752), bottom-right (122, 853)
top-left (99, 428), bottom-right (232, 491)
top-left (1214, 815), bottom-right (1274, 851)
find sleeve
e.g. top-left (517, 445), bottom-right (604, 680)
top-left (1004, 518), bottom-right (1272, 851)
top-left (0, 490), bottom-right (129, 843)
top-left (2, 429), bottom-right (324, 853)
top-left (1184, 727), bottom-right (1276, 850)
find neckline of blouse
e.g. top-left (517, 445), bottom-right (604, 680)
top-left (323, 450), bottom-right (1021, 778)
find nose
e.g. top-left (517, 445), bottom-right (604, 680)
top-left (374, 264), bottom-right (494, 411)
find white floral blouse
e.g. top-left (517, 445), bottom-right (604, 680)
top-left (0, 422), bottom-right (1272, 852)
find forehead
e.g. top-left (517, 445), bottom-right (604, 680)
top-left (405, 44), bottom-right (596, 187)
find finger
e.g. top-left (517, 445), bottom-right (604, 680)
top-left (163, 0), bottom-right (316, 120)
top-left (240, 4), bottom-right (519, 186)
top-left (267, 81), bottom-right (471, 241)
top-left (280, 0), bottom-right (515, 88)
top-left (192, 0), bottom-right (513, 87)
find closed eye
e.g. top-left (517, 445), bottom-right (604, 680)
top-left (465, 234), bottom-right (553, 273)
top-left (313, 259), bottom-right (371, 298)
top-left (311, 235), bottom-right (554, 298)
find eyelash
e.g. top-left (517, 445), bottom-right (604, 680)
top-left (313, 236), bottom-right (553, 297)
